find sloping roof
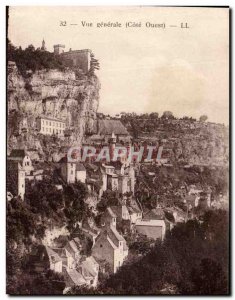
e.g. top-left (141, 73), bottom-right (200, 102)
top-left (37, 115), bottom-right (66, 123)
top-left (107, 235), bottom-right (118, 249)
top-left (128, 206), bottom-right (141, 214)
top-left (66, 269), bottom-right (86, 286)
top-left (76, 163), bottom-right (86, 171)
top-left (97, 120), bottom-right (129, 135)
top-left (136, 219), bottom-right (165, 227)
top-left (53, 248), bottom-right (73, 258)
top-left (110, 206), bottom-right (122, 219)
top-left (58, 156), bottom-right (69, 163)
top-left (143, 208), bottom-right (165, 220)
top-left (108, 225), bottom-right (125, 243)
top-left (9, 149), bottom-right (26, 158)
top-left (107, 207), bottom-right (117, 218)
top-left (90, 134), bottom-right (105, 141)
top-left (66, 240), bottom-right (80, 256)
top-left (81, 257), bottom-right (98, 278)
top-left (86, 256), bottom-right (98, 266)
top-left (45, 246), bottom-right (62, 263)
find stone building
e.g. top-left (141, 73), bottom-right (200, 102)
top-left (8, 149), bottom-right (34, 175)
top-left (7, 149), bottom-right (36, 200)
top-left (7, 161), bottom-right (25, 200)
top-left (59, 157), bottom-right (87, 184)
top-left (101, 161), bottom-right (135, 195)
top-left (36, 116), bottom-right (66, 137)
top-left (53, 44), bottom-right (91, 74)
top-left (92, 226), bottom-right (128, 274)
top-left (92, 119), bottom-right (131, 144)
top-left (92, 207), bottom-right (128, 273)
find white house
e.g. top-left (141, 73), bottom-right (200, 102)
top-left (135, 219), bottom-right (166, 241)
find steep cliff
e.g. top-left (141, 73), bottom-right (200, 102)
top-left (7, 64), bottom-right (100, 158)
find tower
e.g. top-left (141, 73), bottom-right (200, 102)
top-left (53, 44), bottom-right (65, 55)
top-left (110, 132), bottom-right (116, 161)
top-left (41, 38), bottom-right (46, 51)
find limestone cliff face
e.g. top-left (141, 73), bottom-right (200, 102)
top-left (7, 65), bottom-right (100, 157)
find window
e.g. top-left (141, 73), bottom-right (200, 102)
top-left (42, 120), bottom-right (44, 125)
top-left (42, 127), bottom-right (44, 132)
top-left (100, 244), bottom-right (103, 248)
top-left (46, 121), bottom-right (48, 125)
top-left (22, 184), bottom-right (24, 188)
top-left (71, 170), bottom-right (73, 175)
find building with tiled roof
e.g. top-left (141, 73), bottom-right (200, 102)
top-left (64, 269), bottom-right (87, 288)
top-left (91, 119), bottom-right (131, 144)
top-left (31, 245), bottom-right (63, 274)
top-left (53, 248), bottom-right (74, 270)
top-left (59, 157), bottom-right (87, 184)
top-left (8, 149), bottom-right (34, 175)
top-left (92, 206), bottom-right (129, 273)
top-left (79, 256), bottom-right (99, 287)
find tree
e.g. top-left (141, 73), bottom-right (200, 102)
top-left (191, 258), bottom-right (228, 295)
top-left (162, 111), bottom-right (174, 119)
top-left (7, 270), bottom-right (66, 295)
top-left (149, 112), bottom-right (159, 119)
top-left (8, 41), bottom-right (66, 77)
top-left (128, 233), bottom-right (155, 256)
top-left (199, 115), bottom-right (208, 122)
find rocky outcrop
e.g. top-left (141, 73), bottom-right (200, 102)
top-left (7, 65), bottom-right (100, 158)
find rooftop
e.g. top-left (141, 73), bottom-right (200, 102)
top-left (37, 115), bottom-right (66, 123)
top-left (107, 207), bottom-right (117, 218)
top-left (9, 149), bottom-right (26, 158)
top-left (96, 119), bottom-right (129, 136)
top-left (135, 219), bottom-right (165, 227)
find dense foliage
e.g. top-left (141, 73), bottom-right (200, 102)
top-left (8, 40), bottom-right (66, 77)
top-left (24, 178), bottom-right (89, 231)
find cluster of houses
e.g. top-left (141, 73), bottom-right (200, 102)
top-left (7, 113), bottom-right (216, 291)
top-left (31, 239), bottom-right (99, 292)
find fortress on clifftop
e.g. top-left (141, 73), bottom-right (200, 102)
top-left (53, 43), bottom-right (91, 73)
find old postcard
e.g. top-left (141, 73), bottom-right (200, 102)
top-left (6, 6), bottom-right (229, 295)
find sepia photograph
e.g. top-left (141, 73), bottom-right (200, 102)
top-left (6, 6), bottom-right (229, 295)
